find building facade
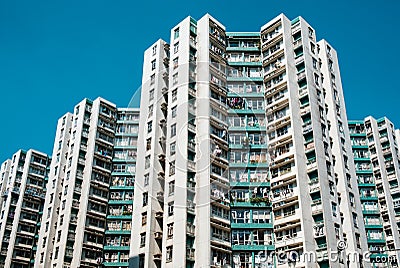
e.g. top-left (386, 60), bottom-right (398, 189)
top-left (349, 117), bottom-right (400, 267)
top-left (35, 97), bottom-right (119, 268)
top-left (130, 13), bottom-right (371, 268)
top-left (103, 108), bottom-right (139, 267)
top-left (0, 149), bottom-right (50, 268)
top-left (2, 13), bottom-right (400, 268)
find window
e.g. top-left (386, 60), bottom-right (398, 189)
top-left (145, 155), bottom-right (150, 169)
top-left (174, 28), bottom-right (179, 39)
top-left (169, 181), bottom-right (175, 196)
top-left (142, 213), bottom-right (147, 225)
top-left (151, 60), bottom-right (156, 70)
top-left (171, 124), bottom-right (177, 137)
top-left (170, 142), bottom-right (176, 155)
top-left (149, 89), bottom-right (154, 100)
top-left (349, 193), bottom-right (355, 207)
top-left (173, 57), bottom-right (178, 69)
top-left (148, 105), bottom-right (153, 117)
top-left (310, 42), bottom-right (316, 54)
top-left (167, 223), bottom-right (174, 238)
top-left (314, 73), bottom-right (319, 86)
top-left (312, 58), bottom-right (318, 69)
top-left (172, 89), bottom-right (177, 102)
top-left (140, 233), bottom-right (146, 247)
top-left (353, 213), bottom-right (358, 228)
top-left (171, 106), bottom-right (177, 118)
top-left (57, 230), bottom-right (61, 242)
top-left (143, 192), bottom-right (148, 207)
top-left (54, 247), bottom-right (59, 259)
top-left (146, 138), bottom-right (152, 151)
top-left (174, 42), bottom-right (179, 53)
top-left (144, 173), bottom-right (149, 186)
top-left (147, 121), bottom-right (152, 133)
top-left (168, 202), bottom-right (174, 216)
top-left (152, 45), bottom-right (157, 55)
top-left (150, 75), bottom-right (155, 86)
top-left (169, 161), bottom-right (175, 176)
top-left (332, 202), bottom-right (337, 217)
top-left (173, 73), bottom-right (178, 85)
top-left (308, 27), bottom-right (314, 37)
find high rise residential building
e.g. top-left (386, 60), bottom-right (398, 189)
top-left (36, 97), bottom-right (120, 268)
top-left (0, 149), bottom-right (50, 268)
top-left (349, 117), bottom-right (400, 267)
top-left (130, 13), bottom-right (371, 268)
top-left (226, 32), bottom-right (273, 268)
top-left (2, 12), bottom-right (399, 268)
top-left (103, 108), bottom-right (140, 267)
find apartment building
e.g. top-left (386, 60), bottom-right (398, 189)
top-left (226, 32), bottom-right (273, 268)
top-left (129, 13), bottom-right (372, 268)
top-left (103, 108), bottom-right (139, 267)
top-left (2, 12), bottom-right (398, 268)
top-left (0, 149), bottom-right (50, 268)
top-left (349, 117), bottom-right (400, 267)
top-left (35, 97), bottom-right (119, 268)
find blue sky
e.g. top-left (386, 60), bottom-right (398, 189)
top-left (0, 0), bottom-right (399, 162)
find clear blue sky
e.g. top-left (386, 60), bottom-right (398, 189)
top-left (0, 0), bottom-right (399, 162)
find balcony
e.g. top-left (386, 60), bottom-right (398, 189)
top-left (313, 223), bottom-right (325, 237)
top-left (154, 231), bottom-right (162, 240)
top-left (311, 200), bottom-right (323, 215)
top-left (187, 160), bottom-right (196, 171)
top-left (272, 189), bottom-right (294, 202)
top-left (186, 248), bottom-right (195, 261)
top-left (362, 207), bottom-right (380, 214)
top-left (187, 223), bottom-right (195, 236)
top-left (367, 233), bottom-right (385, 244)
top-left (232, 244), bottom-right (274, 251)
top-left (187, 201), bottom-right (196, 213)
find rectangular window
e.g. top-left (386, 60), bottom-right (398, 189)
top-left (174, 42), bottom-right (179, 53)
top-left (172, 89), bottom-right (177, 102)
top-left (149, 89), bottom-right (154, 101)
top-left (173, 73), bottom-right (178, 85)
top-left (150, 75), bottom-right (155, 85)
top-left (167, 223), bottom-right (174, 238)
top-left (171, 124), bottom-right (176, 138)
top-left (140, 233), bottom-right (146, 247)
top-left (173, 57), bottom-right (178, 69)
top-left (171, 106), bottom-right (177, 118)
top-left (170, 142), bottom-right (176, 155)
top-left (151, 60), bottom-right (156, 70)
top-left (142, 212), bottom-right (147, 225)
top-left (147, 121), bottom-right (152, 133)
top-left (143, 192), bottom-right (148, 207)
top-left (314, 73), bottom-right (319, 86)
top-left (144, 173), bottom-right (149, 186)
top-left (145, 156), bottom-right (150, 169)
top-left (169, 181), bottom-right (175, 196)
top-left (148, 104), bottom-right (153, 117)
top-left (170, 161), bottom-right (175, 176)
top-left (146, 138), bottom-right (151, 151)
top-left (174, 28), bottom-right (179, 39)
top-left (168, 202), bottom-right (174, 216)
top-left (152, 45), bottom-right (157, 55)
top-left (171, 124), bottom-right (176, 137)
